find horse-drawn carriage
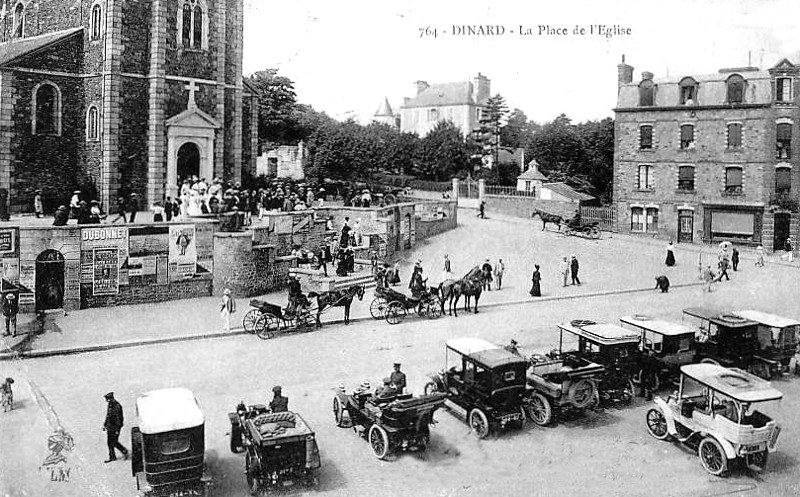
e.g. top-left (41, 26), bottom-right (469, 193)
top-left (531, 209), bottom-right (601, 239)
top-left (242, 299), bottom-right (316, 339)
top-left (332, 384), bottom-right (446, 459)
top-left (369, 286), bottom-right (442, 324)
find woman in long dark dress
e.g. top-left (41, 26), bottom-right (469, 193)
top-left (665, 241), bottom-right (676, 266)
top-left (529, 264), bottom-right (541, 297)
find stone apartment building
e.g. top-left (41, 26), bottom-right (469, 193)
top-left (400, 73), bottom-right (490, 138)
top-left (613, 56), bottom-right (800, 251)
top-left (0, 0), bottom-right (259, 212)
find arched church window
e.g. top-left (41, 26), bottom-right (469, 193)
top-left (182, 4), bottom-right (192, 48)
top-left (13, 2), bottom-right (25, 38)
top-left (90, 4), bottom-right (103, 40)
top-left (86, 105), bottom-right (100, 141)
top-left (33, 83), bottom-right (61, 136)
top-left (193, 5), bottom-right (203, 48)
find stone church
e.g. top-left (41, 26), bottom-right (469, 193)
top-left (0, 0), bottom-right (258, 212)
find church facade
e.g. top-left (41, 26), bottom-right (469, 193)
top-left (0, 0), bottom-right (258, 212)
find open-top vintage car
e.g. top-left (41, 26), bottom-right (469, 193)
top-left (557, 320), bottom-right (641, 404)
top-left (619, 315), bottom-right (697, 389)
top-left (525, 348), bottom-right (604, 426)
top-left (425, 338), bottom-right (527, 438)
top-left (645, 364), bottom-right (783, 476)
top-left (682, 307), bottom-right (766, 377)
top-left (332, 384), bottom-right (445, 459)
top-left (228, 402), bottom-right (320, 492)
top-left (734, 310), bottom-right (800, 378)
top-left (130, 388), bottom-right (211, 497)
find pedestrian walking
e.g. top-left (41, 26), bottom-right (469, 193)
top-left (151, 202), bottom-right (165, 222)
top-left (127, 193), bottom-right (139, 223)
top-left (220, 288), bottom-right (236, 331)
top-left (481, 259), bottom-right (493, 291)
top-left (110, 197), bottom-right (127, 223)
top-left (703, 265), bottom-right (715, 292)
top-left (494, 258), bottom-right (505, 290)
top-left (1, 377), bottom-right (13, 412)
top-left (570, 255), bottom-right (581, 285)
top-left (655, 275), bottom-right (670, 293)
top-left (665, 241), bottom-right (676, 267)
top-left (2, 293), bottom-right (17, 337)
top-left (477, 200), bottom-right (486, 219)
top-left (441, 254), bottom-right (453, 283)
top-left (782, 237), bottom-right (794, 262)
top-left (529, 264), bottom-right (542, 297)
top-left (731, 247), bottom-right (740, 271)
top-left (69, 190), bottom-right (81, 219)
top-left (755, 245), bottom-right (765, 267)
top-left (33, 189), bottom-right (44, 218)
top-left (559, 256), bottom-right (570, 287)
top-left (340, 217), bottom-right (351, 248)
top-left (102, 392), bottom-right (128, 463)
top-left (716, 257), bottom-right (730, 281)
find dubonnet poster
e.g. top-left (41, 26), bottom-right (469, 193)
top-left (168, 225), bottom-right (197, 281)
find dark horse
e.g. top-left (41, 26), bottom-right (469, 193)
top-left (531, 209), bottom-right (564, 231)
top-left (438, 266), bottom-right (491, 317)
top-left (308, 285), bottom-right (365, 326)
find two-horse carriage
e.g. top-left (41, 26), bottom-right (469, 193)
top-left (370, 286), bottom-right (442, 325)
top-left (532, 209), bottom-right (601, 239)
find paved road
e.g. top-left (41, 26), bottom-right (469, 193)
top-left (2, 268), bottom-right (799, 497)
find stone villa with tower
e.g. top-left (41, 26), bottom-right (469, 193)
top-left (0, 0), bottom-right (258, 212)
top-left (400, 73), bottom-right (490, 138)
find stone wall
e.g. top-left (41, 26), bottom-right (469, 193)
top-left (484, 195), bottom-right (579, 220)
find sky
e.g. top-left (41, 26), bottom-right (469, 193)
top-left (242, 0), bottom-right (800, 125)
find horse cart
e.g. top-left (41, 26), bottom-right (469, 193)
top-left (369, 286), bottom-right (442, 324)
top-left (332, 385), bottom-right (446, 459)
top-left (242, 299), bottom-right (316, 339)
top-left (563, 214), bottom-right (601, 239)
top-left (228, 402), bottom-right (321, 492)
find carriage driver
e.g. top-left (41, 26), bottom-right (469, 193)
top-left (389, 363), bottom-right (406, 394)
top-left (269, 385), bottom-right (289, 413)
top-left (286, 276), bottom-right (310, 316)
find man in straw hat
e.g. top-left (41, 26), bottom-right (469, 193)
top-left (220, 288), bottom-right (236, 331)
top-left (2, 293), bottom-right (18, 337)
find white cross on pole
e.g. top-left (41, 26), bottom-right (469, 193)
top-left (184, 80), bottom-right (199, 109)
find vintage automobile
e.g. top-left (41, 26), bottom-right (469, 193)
top-left (682, 307), bottom-right (765, 376)
top-left (619, 315), bottom-right (697, 389)
top-left (425, 338), bottom-right (527, 438)
top-left (734, 310), bottom-right (800, 378)
top-left (130, 387), bottom-right (211, 497)
top-left (525, 348), bottom-right (604, 426)
top-left (557, 320), bottom-right (641, 404)
top-left (332, 383), bottom-right (445, 459)
top-left (228, 402), bottom-right (320, 491)
top-left (645, 364), bottom-right (783, 476)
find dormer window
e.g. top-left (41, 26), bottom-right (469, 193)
top-left (679, 77), bottom-right (698, 105)
top-left (777, 77), bottom-right (793, 102)
top-left (726, 74), bottom-right (744, 104)
top-left (639, 80), bottom-right (655, 106)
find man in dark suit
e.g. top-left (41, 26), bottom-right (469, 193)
top-left (389, 363), bottom-right (406, 394)
top-left (103, 392), bottom-right (128, 463)
top-left (269, 386), bottom-right (289, 412)
top-left (128, 193), bottom-right (139, 223)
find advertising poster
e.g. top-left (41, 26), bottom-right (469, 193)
top-left (168, 225), bottom-right (197, 281)
top-left (2, 258), bottom-right (19, 286)
top-left (81, 227), bottom-right (128, 284)
top-left (156, 255), bottom-right (169, 285)
top-left (0, 228), bottom-right (16, 255)
top-left (18, 262), bottom-right (35, 305)
top-left (92, 248), bottom-right (119, 295)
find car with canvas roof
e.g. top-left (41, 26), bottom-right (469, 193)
top-left (734, 310), bottom-right (799, 378)
top-left (619, 315), bottom-right (696, 389)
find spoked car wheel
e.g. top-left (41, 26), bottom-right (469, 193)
top-left (245, 453), bottom-right (260, 495)
top-left (645, 408), bottom-right (671, 440)
top-left (370, 298), bottom-right (387, 319)
top-left (385, 302), bottom-right (407, 325)
top-left (622, 379), bottom-right (636, 404)
top-left (699, 437), bottom-right (728, 476)
top-left (242, 309), bottom-right (261, 334)
top-left (469, 408), bottom-right (490, 439)
top-left (369, 425), bottom-right (390, 459)
top-left (333, 397), bottom-right (345, 427)
top-left (425, 302), bottom-right (443, 319)
top-left (255, 314), bottom-right (279, 340)
top-left (526, 392), bottom-right (553, 426)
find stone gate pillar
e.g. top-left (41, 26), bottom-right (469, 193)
top-left (451, 178), bottom-right (459, 200)
top-left (478, 179), bottom-right (486, 200)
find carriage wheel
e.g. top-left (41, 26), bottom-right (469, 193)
top-left (245, 452), bottom-right (260, 495)
top-left (332, 397), bottom-right (346, 427)
top-left (370, 297), bottom-right (387, 319)
top-left (255, 314), bottom-right (279, 340)
top-left (385, 302), bottom-right (407, 325)
top-left (369, 425), bottom-right (390, 459)
top-left (242, 309), bottom-right (261, 334)
top-left (425, 302), bottom-right (442, 320)
top-left (297, 308), bottom-right (316, 330)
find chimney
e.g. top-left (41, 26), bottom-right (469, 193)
top-left (472, 73), bottom-right (491, 103)
top-left (617, 54), bottom-right (634, 88)
top-left (415, 80), bottom-right (429, 95)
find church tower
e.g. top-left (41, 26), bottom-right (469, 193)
top-left (373, 97), bottom-right (397, 128)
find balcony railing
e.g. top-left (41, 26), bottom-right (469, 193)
top-left (769, 192), bottom-right (799, 212)
top-left (722, 185), bottom-right (743, 196)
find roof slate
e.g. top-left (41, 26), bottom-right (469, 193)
top-left (0, 27), bottom-right (83, 66)
top-left (402, 82), bottom-right (475, 108)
